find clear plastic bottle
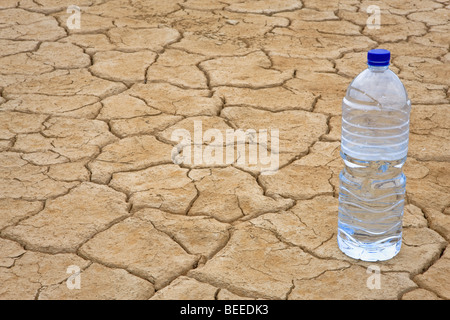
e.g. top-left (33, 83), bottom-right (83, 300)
top-left (337, 49), bottom-right (411, 261)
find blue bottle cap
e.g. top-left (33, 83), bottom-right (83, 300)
top-left (367, 49), bottom-right (390, 67)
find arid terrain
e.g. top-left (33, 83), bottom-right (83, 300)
top-left (0, 0), bottom-right (449, 300)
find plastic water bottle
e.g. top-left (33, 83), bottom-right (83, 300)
top-left (337, 49), bottom-right (411, 261)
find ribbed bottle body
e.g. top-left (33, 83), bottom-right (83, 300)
top-left (337, 65), bottom-right (411, 261)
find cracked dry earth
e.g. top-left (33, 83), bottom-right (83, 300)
top-left (0, 0), bottom-right (449, 301)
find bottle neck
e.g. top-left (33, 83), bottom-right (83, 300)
top-left (368, 64), bottom-right (389, 72)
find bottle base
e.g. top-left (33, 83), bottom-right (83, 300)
top-left (337, 233), bottom-right (401, 262)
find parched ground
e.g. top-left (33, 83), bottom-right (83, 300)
top-left (0, 0), bottom-right (449, 300)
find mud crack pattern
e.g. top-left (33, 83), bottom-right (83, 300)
top-left (0, 0), bottom-right (449, 300)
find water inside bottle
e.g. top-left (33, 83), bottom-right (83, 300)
top-left (338, 91), bottom-right (410, 261)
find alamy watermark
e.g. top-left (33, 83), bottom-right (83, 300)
top-left (366, 265), bottom-right (381, 290)
top-left (170, 120), bottom-right (280, 175)
top-left (66, 265), bottom-right (81, 290)
top-left (66, 5), bottom-right (81, 30)
top-left (366, 5), bottom-right (381, 30)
